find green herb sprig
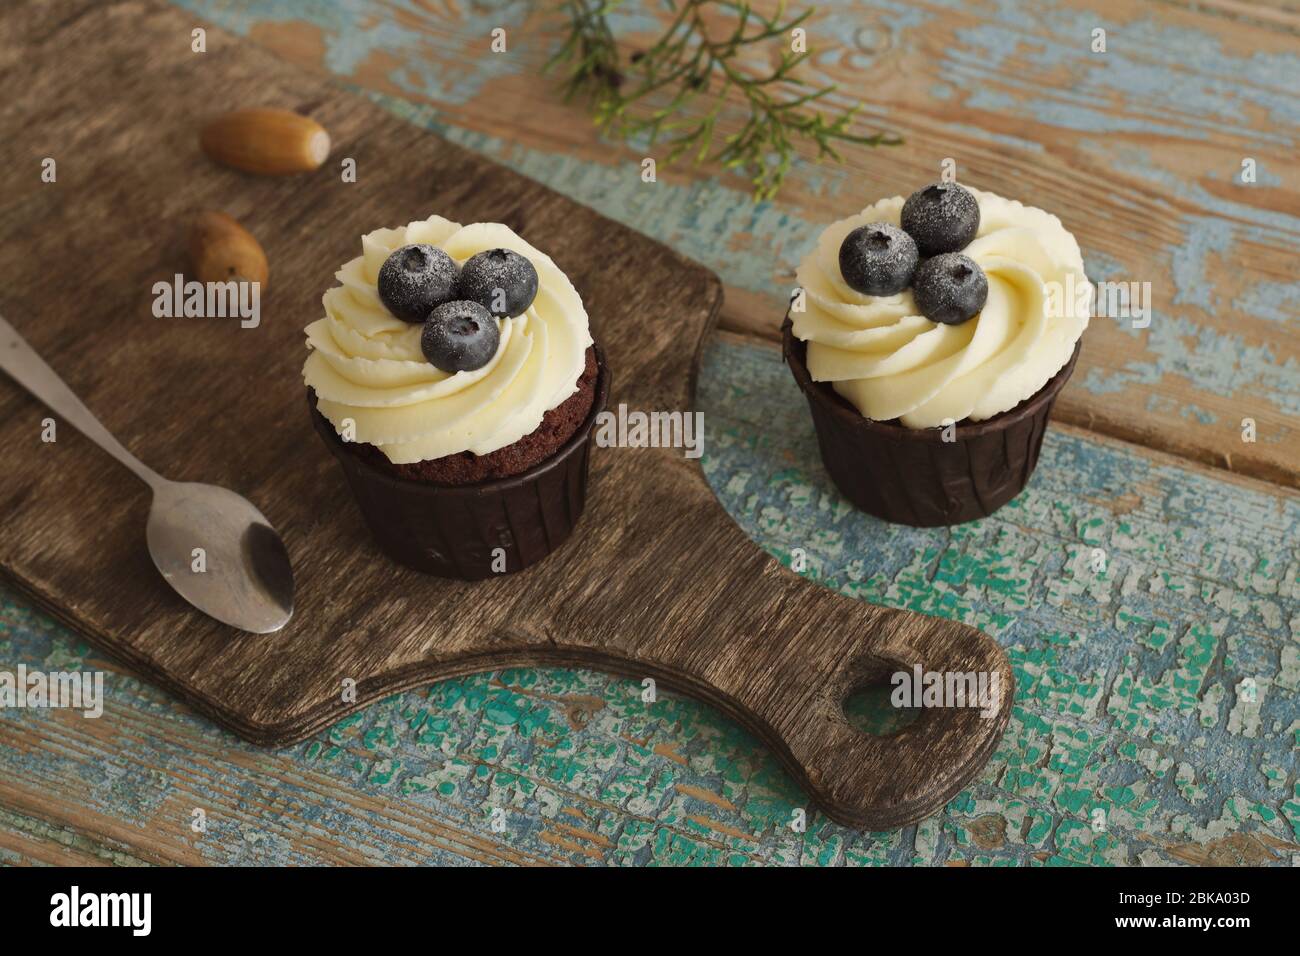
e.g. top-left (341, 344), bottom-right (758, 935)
top-left (546, 0), bottom-right (901, 200)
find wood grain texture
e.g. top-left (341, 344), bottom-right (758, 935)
top-left (0, 0), bottom-right (1013, 829)
top-left (182, 0), bottom-right (1300, 489)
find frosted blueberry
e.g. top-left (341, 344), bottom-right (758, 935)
top-left (838, 222), bottom-right (919, 296)
top-left (900, 183), bottom-right (980, 257)
top-left (377, 244), bottom-right (459, 323)
top-left (456, 248), bottom-right (538, 318)
top-left (912, 253), bottom-right (988, 325)
top-left (421, 300), bottom-right (500, 372)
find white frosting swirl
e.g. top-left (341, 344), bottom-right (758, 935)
top-left (792, 188), bottom-right (1090, 428)
top-left (304, 216), bottom-right (593, 464)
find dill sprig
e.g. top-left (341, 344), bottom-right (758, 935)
top-left (546, 0), bottom-right (901, 200)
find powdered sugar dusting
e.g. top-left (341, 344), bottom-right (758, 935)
top-left (901, 183), bottom-right (980, 257)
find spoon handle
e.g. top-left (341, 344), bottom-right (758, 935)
top-left (0, 312), bottom-right (163, 489)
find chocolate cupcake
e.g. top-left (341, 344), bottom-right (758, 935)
top-left (304, 215), bottom-right (607, 578)
top-left (785, 184), bottom-right (1090, 526)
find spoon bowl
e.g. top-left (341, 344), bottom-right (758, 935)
top-left (146, 482), bottom-right (294, 634)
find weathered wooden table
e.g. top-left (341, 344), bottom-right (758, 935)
top-left (2, 0), bottom-right (1296, 866)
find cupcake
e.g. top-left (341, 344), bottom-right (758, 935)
top-left (784, 183), bottom-right (1089, 526)
top-left (304, 215), bottom-right (607, 578)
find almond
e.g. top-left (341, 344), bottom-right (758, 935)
top-left (189, 212), bottom-right (269, 291)
top-left (200, 108), bottom-right (330, 175)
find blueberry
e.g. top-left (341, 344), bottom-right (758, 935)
top-left (838, 222), bottom-right (919, 296)
top-left (378, 244), bottom-right (459, 323)
top-left (911, 253), bottom-right (988, 325)
top-left (900, 182), bottom-right (980, 257)
top-left (456, 248), bottom-right (538, 318)
top-left (421, 301), bottom-right (500, 373)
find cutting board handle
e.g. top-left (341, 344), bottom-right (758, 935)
top-left (733, 580), bottom-right (1012, 830)
top-left (550, 449), bottom-right (1014, 830)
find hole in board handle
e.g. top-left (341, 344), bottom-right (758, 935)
top-left (843, 677), bottom-right (923, 737)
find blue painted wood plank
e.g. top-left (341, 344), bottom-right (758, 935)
top-left (171, 0), bottom-right (1300, 486)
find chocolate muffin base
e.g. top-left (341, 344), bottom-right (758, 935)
top-left (309, 342), bottom-right (610, 579)
top-left (348, 346), bottom-right (599, 483)
top-left (783, 318), bottom-right (1080, 527)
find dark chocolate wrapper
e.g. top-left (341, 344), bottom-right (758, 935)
top-left (783, 318), bottom-right (1079, 527)
top-left (310, 343), bottom-right (609, 579)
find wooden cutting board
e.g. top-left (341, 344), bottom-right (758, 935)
top-left (0, 0), bottom-right (1012, 829)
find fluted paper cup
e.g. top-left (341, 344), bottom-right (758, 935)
top-left (783, 319), bottom-right (1079, 527)
top-left (310, 343), bottom-right (609, 579)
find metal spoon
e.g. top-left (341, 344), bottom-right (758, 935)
top-left (0, 313), bottom-right (293, 633)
